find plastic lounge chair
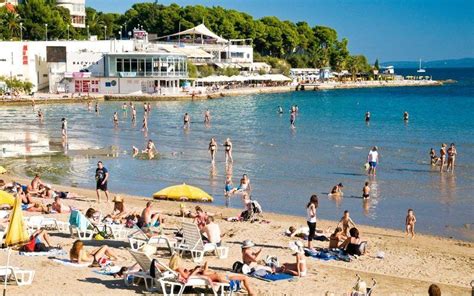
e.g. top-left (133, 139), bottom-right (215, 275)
top-left (0, 266), bottom-right (35, 286)
top-left (25, 216), bottom-right (70, 234)
top-left (174, 222), bottom-right (229, 263)
top-left (108, 223), bottom-right (129, 240)
top-left (126, 250), bottom-right (230, 296)
top-left (128, 225), bottom-right (173, 254)
top-left (68, 210), bottom-right (94, 240)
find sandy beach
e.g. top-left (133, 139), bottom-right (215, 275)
top-left (1, 174), bottom-right (472, 296)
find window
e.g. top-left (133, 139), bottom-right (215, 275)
top-left (230, 52), bottom-right (244, 58)
top-left (116, 58), bottom-right (123, 72)
top-left (146, 58), bottom-right (152, 74)
top-left (131, 59), bottom-right (138, 72)
top-left (124, 58), bottom-right (130, 72)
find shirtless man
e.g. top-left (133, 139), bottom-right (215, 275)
top-left (362, 182), bottom-right (370, 199)
top-left (37, 109), bottom-right (43, 122)
top-left (142, 115), bottom-right (148, 131)
top-left (405, 209), bottom-right (417, 238)
top-left (131, 106), bottom-right (137, 123)
top-left (143, 139), bottom-right (156, 159)
top-left (61, 118), bottom-right (68, 139)
top-left (113, 112), bottom-right (119, 126)
top-left (241, 240), bottom-right (273, 272)
top-left (403, 111), bottom-right (409, 121)
top-left (27, 174), bottom-right (43, 195)
top-left (183, 113), bottom-right (190, 129)
top-left (446, 143), bottom-right (457, 173)
top-left (330, 183), bottom-right (344, 196)
top-left (139, 201), bottom-right (163, 230)
top-left (290, 111), bottom-right (296, 128)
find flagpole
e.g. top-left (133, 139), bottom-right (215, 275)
top-left (3, 248), bottom-right (11, 296)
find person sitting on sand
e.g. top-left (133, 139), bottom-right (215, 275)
top-left (19, 187), bottom-right (34, 205)
top-left (168, 254), bottom-right (255, 296)
top-left (138, 201), bottom-right (163, 229)
top-left (330, 183), bottom-right (344, 196)
top-left (27, 174), bottom-right (43, 195)
top-left (329, 227), bottom-right (344, 249)
top-left (362, 182), bottom-right (370, 199)
top-left (280, 241), bottom-right (307, 277)
top-left (339, 227), bottom-right (366, 256)
top-left (405, 208), bottom-right (417, 238)
top-left (70, 240), bottom-right (117, 266)
top-left (337, 210), bottom-right (357, 238)
top-left (241, 239), bottom-right (273, 273)
top-left (22, 229), bottom-right (57, 252)
top-left (202, 216), bottom-right (222, 246)
top-left (51, 196), bottom-right (71, 213)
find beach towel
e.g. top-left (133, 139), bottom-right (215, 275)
top-left (52, 258), bottom-right (90, 267)
top-left (93, 266), bottom-right (122, 275)
top-left (20, 249), bottom-right (67, 257)
top-left (251, 272), bottom-right (293, 282)
top-left (69, 210), bottom-right (89, 231)
top-left (304, 248), bottom-right (351, 262)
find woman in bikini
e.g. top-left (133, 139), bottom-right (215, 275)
top-left (70, 240), bottom-right (117, 265)
top-left (439, 143), bottom-right (447, 172)
top-left (208, 138), bottom-right (217, 163)
top-left (223, 138), bottom-right (233, 163)
top-left (446, 143), bottom-right (457, 173)
top-left (280, 241), bottom-right (307, 277)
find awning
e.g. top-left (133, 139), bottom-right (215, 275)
top-left (160, 24), bottom-right (228, 44)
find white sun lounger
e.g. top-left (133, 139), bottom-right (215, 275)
top-left (128, 225), bottom-right (173, 254)
top-left (174, 222), bottom-right (229, 263)
top-left (0, 266), bottom-right (35, 286)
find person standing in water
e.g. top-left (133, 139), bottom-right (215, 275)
top-left (95, 102), bottom-right (99, 113)
top-left (446, 143), bottom-right (457, 173)
top-left (183, 113), bottom-right (190, 129)
top-left (61, 118), bottom-right (68, 139)
top-left (143, 102), bottom-right (148, 113)
top-left (223, 138), bottom-right (233, 163)
top-left (208, 138), bottom-right (217, 163)
top-left (365, 111), bottom-right (370, 122)
top-left (143, 139), bottom-right (156, 159)
top-left (306, 195), bottom-right (318, 250)
top-left (439, 143), bottom-right (447, 172)
top-left (37, 109), bottom-right (43, 122)
top-left (290, 111), bottom-right (296, 128)
top-left (367, 146), bottom-right (379, 176)
top-left (147, 103), bottom-right (151, 113)
top-left (204, 109), bottom-right (211, 125)
top-left (403, 111), bottom-right (409, 121)
top-left (113, 112), bottom-right (119, 127)
top-left (362, 182), bottom-right (370, 199)
top-left (87, 101), bottom-right (92, 111)
top-left (122, 103), bottom-right (127, 112)
top-left (95, 161), bottom-right (110, 203)
top-left (142, 114), bottom-right (148, 131)
top-left (278, 106), bottom-right (283, 114)
top-left (131, 106), bottom-right (137, 123)
top-left (430, 148), bottom-right (439, 166)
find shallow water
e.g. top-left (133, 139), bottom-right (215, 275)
top-left (1, 68), bottom-right (473, 241)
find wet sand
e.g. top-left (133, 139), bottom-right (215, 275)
top-left (1, 174), bottom-right (472, 295)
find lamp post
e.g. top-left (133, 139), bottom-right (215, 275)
top-left (67, 24), bottom-right (70, 40)
top-left (20, 22), bottom-right (23, 41)
top-left (119, 26), bottom-right (122, 40)
top-left (44, 24), bottom-right (48, 41)
top-left (86, 25), bottom-right (89, 40)
top-left (104, 25), bottom-right (107, 40)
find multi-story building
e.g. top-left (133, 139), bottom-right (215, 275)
top-left (56, 0), bottom-right (86, 28)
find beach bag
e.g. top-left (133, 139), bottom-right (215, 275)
top-left (265, 255), bottom-right (280, 268)
top-left (232, 261), bottom-right (244, 274)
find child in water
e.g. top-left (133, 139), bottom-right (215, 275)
top-left (405, 209), bottom-right (417, 238)
top-left (362, 182), bottom-right (370, 199)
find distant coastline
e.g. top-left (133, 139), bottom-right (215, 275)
top-left (381, 58), bottom-right (474, 69)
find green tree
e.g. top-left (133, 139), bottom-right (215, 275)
top-left (374, 58), bottom-right (380, 70)
top-left (187, 62), bottom-right (198, 78)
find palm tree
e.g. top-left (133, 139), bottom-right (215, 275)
top-left (5, 12), bottom-right (21, 39)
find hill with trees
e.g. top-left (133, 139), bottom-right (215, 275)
top-left (0, 0), bottom-right (371, 72)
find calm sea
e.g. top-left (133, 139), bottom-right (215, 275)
top-left (1, 68), bottom-right (473, 241)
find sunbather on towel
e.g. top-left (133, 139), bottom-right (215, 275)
top-left (329, 227), bottom-right (344, 249)
top-left (70, 240), bottom-right (118, 266)
top-left (51, 196), bottom-right (71, 213)
top-left (280, 241), bottom-right (307, 277)
top-left (241, 240), bottom-right (273, 273)
top-left (21, 229), bottom-right (56, 252)
top-left (168, 254), bottom-right (255, 296)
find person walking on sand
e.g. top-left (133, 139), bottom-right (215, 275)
top-left (183, 113), bottom-right (190, 129)
top-left (405, 208), bottom-right (416, 238)
top-left (61, 118), bottom-right (68, 139)
top-left (306, 195), bottom-right (318, 250)
top-left (223, 138), bottom-right (233, 163)
top-left (439, 143), bottom-right (447, 172)
top-left (208, 138), bottom-right (217, 163)
top-left (367, 146), bottom-right (379, 176)
top-left (446, 143), bottom-right (457, 173)
top-left (204, 109), bottom-right (211, 125)
top-left (95, 161), bottom-right (110, 203)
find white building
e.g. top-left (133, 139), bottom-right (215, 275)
top-left (0, 39), bottom-right (188, 95)
top-left (56, 0), bottom-right (86, 28)
top-left (0, 0), bottom-right (20, 6)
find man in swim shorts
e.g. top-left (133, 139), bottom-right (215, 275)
top-left (95, 161), bottom-right (110, 203)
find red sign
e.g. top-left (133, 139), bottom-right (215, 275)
top-left (22, 44), bottom-right (28, 65)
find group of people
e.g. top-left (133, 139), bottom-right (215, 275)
top-left (430, 143), bottom-right (457, 172)
top-left (208, 137), bottom-right (233, 164)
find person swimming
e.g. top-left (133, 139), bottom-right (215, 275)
top-left (278, 106), bottom-right (283, 114)
top-left (403, 111), bottom-right (409, 121)
top-left (204, 109), bottom-right (211, 125)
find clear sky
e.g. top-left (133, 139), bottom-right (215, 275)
top-left (87, 0), bottom-right (474, 62)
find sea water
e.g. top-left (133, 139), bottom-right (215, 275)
top-left (1, 68), bottom-right (473, 241)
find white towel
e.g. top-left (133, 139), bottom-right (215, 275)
top-left (52, 258), bottom-right (90, 267)
top-left (20, 249), bottom-right (67, 257)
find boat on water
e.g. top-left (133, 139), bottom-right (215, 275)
top-left (417, 59), bottom-right (426, 73)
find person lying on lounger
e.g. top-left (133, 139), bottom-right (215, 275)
top-left (69, 240), bottom-right (117, 266)
top-left (168, 253), bottom-right (255, 296)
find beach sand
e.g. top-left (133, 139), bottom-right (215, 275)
top-left (1, 174), bottom-right (472, 296)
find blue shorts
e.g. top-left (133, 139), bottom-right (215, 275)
top-left (369, 161), bottom-right (377, 168)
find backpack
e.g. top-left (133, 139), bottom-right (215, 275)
top-left (232, 261), bottom-right (244, 273)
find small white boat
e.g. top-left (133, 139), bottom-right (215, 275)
top-left (417, 59), bottom-right (426, 73)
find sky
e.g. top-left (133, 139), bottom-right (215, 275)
top-left (87, 0), bottom-right (474, 62)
